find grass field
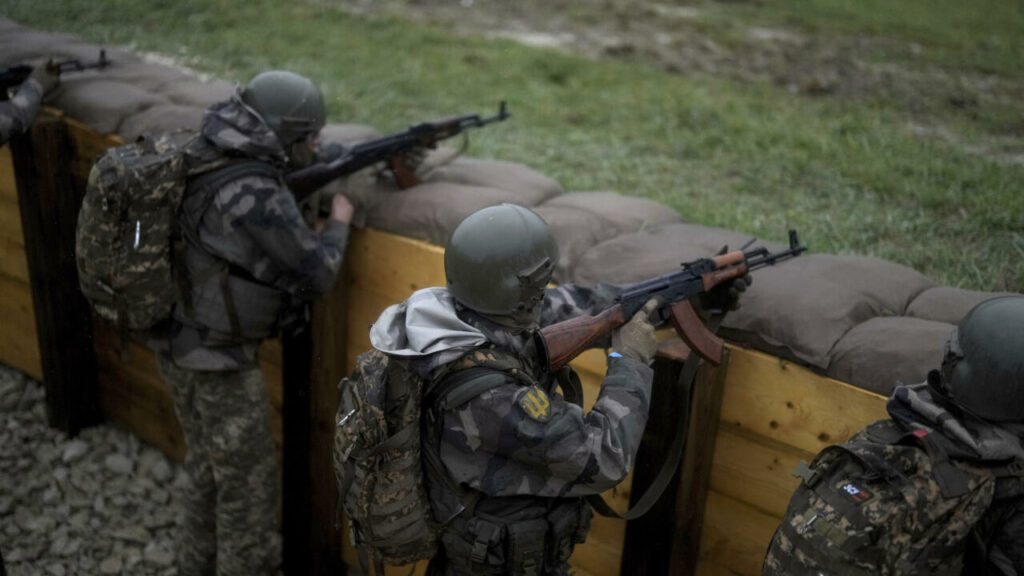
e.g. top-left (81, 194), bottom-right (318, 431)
top-left (2, 0), bottom-right (1022, 291)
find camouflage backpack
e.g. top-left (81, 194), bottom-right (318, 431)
top-left (76, 131), bottom-right (273, 332)
top-left (763, 419), bottom-right (1023, 576)
top-left (333, 347), bottom-right (523, 570)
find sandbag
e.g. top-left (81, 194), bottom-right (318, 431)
top-left (542, 191), bottom-right (682, 236)
top-left (49, 79), bottom-right (167, 135)
top-left (719, 254), bottom-right (935, 370)
top-left (905, 286), bottom-right (1021, 325)
top-left (826, 317), bottom-right (953, 396)
top-left (159, 79), bottom-right (235, 109)
top-left (532, 204), bottom-right (620, 284)
top-left (119, 104), bottom-right (204, 141)
top-left (571, 222), bottom-right (783, 285)
top-left (364, 182), bottom-right (537, 245)
top-left (423, 156), bottom-right (564, 207)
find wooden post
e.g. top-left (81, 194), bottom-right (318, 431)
top-left (10, 109), bottom-right (101, 435)
top-left (670, 349), bottom-right (728, 575)
top-left (282, 263), bottom-right (349, 575)
top-left (620, 340), bottom-right (728, 575)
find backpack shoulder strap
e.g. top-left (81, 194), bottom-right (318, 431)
top-left (431, 367), bottom-right (512, 412)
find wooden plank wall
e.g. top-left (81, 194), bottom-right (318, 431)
top-left (0, 145), bottom-right (42, 380)
top-left (696, 349), bottom-right (889, 575)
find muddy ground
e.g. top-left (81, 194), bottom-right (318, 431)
top-left (325, 0), bottom-right (1024, 165)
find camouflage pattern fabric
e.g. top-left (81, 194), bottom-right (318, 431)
top-left (334, 349), bottom-right (440, 567)
top-left (0, 78), bottom-right (43, 145)
top-left (165, 96), bottom-right (348, 370)
top-left (156, 354), bottom-right (281, 576)
top-left (763, 419), bottom-right (1000, 576)
top-left (76, 131), bottom-right (194, 331)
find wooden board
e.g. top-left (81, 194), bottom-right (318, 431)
top-left (699, 490), bottom-right (784, 576)
top-left (718, 346), bottom-right (889, 456)
top-left (697, 345), bottom-right (889, 575)
top-left (92, 320), bottom-right (286, 462)
top-left (0, 147), bottom-right (16, 203)
top-left (0, 273), bottom-right (42, 380)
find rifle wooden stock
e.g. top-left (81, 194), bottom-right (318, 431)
top-left (541, 304), bottom-right (627, 371)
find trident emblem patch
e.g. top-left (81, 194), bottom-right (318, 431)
top-left (519, 386), bottom-right (552, 422)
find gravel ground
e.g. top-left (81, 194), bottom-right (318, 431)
top-left (1, 363), bottom-right (181, 576)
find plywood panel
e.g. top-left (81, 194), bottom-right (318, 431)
top-left (699, 490), bottom-right (781, 576)
top-left (709, 427), bottom-right (810, 519)
top-left (0, 274), bottom-right (42, 380)
top-left (0, 147), bottom-right (16, 204)
top-left (718, 346), bottom-right (887, 456)
top-left (94, 320), bottom-right (285, 461)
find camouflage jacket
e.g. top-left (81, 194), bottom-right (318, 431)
top-left (0, 78), bottom-right (43, 145)
top-left (370, 283), bottom-right (654, 499)
top-left (166, 97), bottom-right (348, 370)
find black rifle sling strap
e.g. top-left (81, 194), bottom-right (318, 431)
top-left (587, 312), bottom-right (724, 520)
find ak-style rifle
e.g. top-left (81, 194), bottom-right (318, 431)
top-left (540, 230), bottom-right (807, 369)
top-left (286, 101), bottom-right (510, 203)
top-left (0, 50), bottom-right (111, 101)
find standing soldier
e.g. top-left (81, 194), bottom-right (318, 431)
top-left (366, 203), bottom-right (742, 575)
top-left (0, 60), bottom-right (60, 145)
top-left (153, 70), bottom-right (354, 575)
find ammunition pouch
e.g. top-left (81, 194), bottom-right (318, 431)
top-left (440, 499), bottom-right (591, 575)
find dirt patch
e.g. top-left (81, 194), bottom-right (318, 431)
top-left (320, 0), bottom-right (1024, 165)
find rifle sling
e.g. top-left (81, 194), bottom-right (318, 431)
top-left (587, 313), bottom-right (724, 520)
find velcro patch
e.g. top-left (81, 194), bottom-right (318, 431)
top-left (518, 386), bottom-right (553, 422)
top-left (838, 481), bottom-right (873, 504)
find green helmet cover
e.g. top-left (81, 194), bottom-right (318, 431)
top-left (240, 70), bottom-right (326, 147)
top-left (444, 204), bottom-right (558, 326)
top-left (941, 295), bottom-right (1024, 422)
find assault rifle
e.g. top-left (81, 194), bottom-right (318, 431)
top-left (286, 101), bottom-right (510, 203)
top-left (540, 230), bottom-right (807, 370)
top-left (0, 50), bottom-right (111, 101)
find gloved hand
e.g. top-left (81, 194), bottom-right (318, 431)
top-left (28, 58), bottom-right (60, 95)
top-left (402, 145), bottom-right (430, 173)
top-left (612, 298), bottom-right (659, 364)
top-left (699, 274), bottom-right (752, 314)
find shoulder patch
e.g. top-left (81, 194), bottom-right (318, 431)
top-left (518, 386), bottom-right (553, 422)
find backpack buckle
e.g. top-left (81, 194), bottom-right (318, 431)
top-left (468, 519), bottom-right (502, 564)
top-left (792, 460), bottom-right (821, 487)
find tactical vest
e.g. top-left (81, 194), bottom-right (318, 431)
top-left (176, 159), bottom-right (288, 342)
top-left (422, 348), bottom-right (591, 576)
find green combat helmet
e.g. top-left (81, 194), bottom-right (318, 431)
top-left (444, 203), bottom-right (558, 329)
top-left (938, 295), bottom-right (1024, 422)
top-left (239, 70), bottom-right (325, 164)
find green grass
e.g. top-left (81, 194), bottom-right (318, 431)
top-left (2, 0), bottom-right (1022, 291)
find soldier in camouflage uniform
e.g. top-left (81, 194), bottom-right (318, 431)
top-left (0, 60), bottom-right (59, 145)
top-left (368, 203), bottom-right (713, 575)
top-left (763, 295), bottom-right (1024, 576)
top-left (152, 70), bottom-right (354, 576)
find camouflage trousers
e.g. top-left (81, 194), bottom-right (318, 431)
top-left (157, 355), bottom-right (281, 576)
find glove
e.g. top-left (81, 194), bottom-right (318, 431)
top-left (612, 298), bottom-right (659, 364)
top-left (402, 145), bottom-right (429, 173)
top-left (28, 58), bottom-right (60, 95)
top-left (699, 274), bottom-right (752, 314)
